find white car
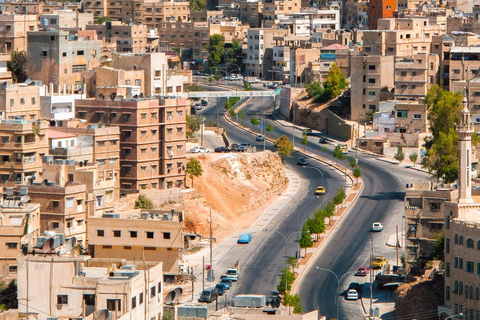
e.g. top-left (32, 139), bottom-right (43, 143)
top-left (372, 222), bottom-right (383, 232)
top-left (347, 289), bottom-right (358, 300)
top-left (190, 146), bottom-right (211, 153)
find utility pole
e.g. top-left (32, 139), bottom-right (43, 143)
top-left (292, 97), bottom-right (295, 147)
top-left (370, 238), bottom-right (373, 318)
top-left (396, 225), bottom-right (399, 266)
top-left (202, 256), bottom-right (205, 290)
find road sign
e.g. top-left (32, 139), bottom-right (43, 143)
top-left (260, 124), bottom-right (264, 129)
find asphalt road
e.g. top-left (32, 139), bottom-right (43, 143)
top-left (196, 92), bottom-right (429, 319)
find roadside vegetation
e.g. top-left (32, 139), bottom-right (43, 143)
top-left (305, 63), bottom-right (348, 103)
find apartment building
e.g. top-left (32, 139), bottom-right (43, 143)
top-left (350, 55), bottom-right (395, 121)
top-left (86, 21), bottom-right (150, 53)
top-left (0, 14), bottom-right (37, 54)
top-left (263, 0), bottom-right (302, 28)
top-left (0, 192), bottom-right (40, 279)
top-left (39, 10), bottom-right (94, 29)
top-left (40, 84), bottom-right (86, 121)
top-left (75, 98), bottom-right (187, 190)
top-left (442, 103), bottom-right (480, 320)
top-left (0, 55), bottom-right (12, 84)
top-left (404, 181), bottom-right (455, 275)
top-left (0, 83), bottom-right (41, 120)
top-left (157, 21), bottom-right (193, 51)
top-left (0, 119), bottom-right (49, 185)
top-left (317, 43), bottom-right (350, 82)
top-left (449, 46), bottom-right (480, 90)
top-left (18, 255), bottom-right (164, 320)
top-left (222, 0), bottom-right (264, 28)
top-left (26, 30), bottom-right (101, 90)
top-left (453, 79), bottom-right (480, 132)
top-left (88, 66), bottom-right (145, 99)
top-left (88, 209), bottom-right (184, 273)
top-left (368, 0), bottom-right (396, 29)
top-left (394, 53), bottom-right (439, 102)
top-left (344, 0), bottom-right (368, 29)
top-left (393, 102), bottom-right (428, 134)
top-left (0, 0), bottom-right (81, 15)
top-left (111, 52), bottom-right (184, 97)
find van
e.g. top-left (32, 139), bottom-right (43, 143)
top-left (198, 287), bottom-right (218, 303)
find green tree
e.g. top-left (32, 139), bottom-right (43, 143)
top-left (353, 168), bottom-right (361, 184)
top-left (189, 0), bottom-right (206, 10)
top-left (333, 146), bottom-right (346, 161)
top-left (251, 117), bottom-right (260, 125)
top-left (323, 62), bottom-right (348, 100)
top-left (394, 145), bottom-right (405, 162)
top-left (349, 157), bottom-right (357, 169)
top-left (287, 256), bottom-right (299, 274)
top-left (95, 16), bottom-right (113, 24)
top-left (274, 135), bottom-right (294, 160)
top-left (409, 152), bottom-right (418, 165)
top-left (284, 293), bottom-right (302, 314)
top-left (0, 280), bottom-right (17, 309)
top-left (277, 267), bottom-right (295, 293)
top-left (185, 158), bottom-right (203, 187)
top-left (184, 83), bottom-right (205, 92)
top-left (333, 188), bottom-right (346, 206)
top-left (324, 200), bottom-right (336, 224)
top-left (307, 216), bottom-right (325, 241)
top-left (205, 34), bottom-right (225, 72)
top-left (422, 85), bottom-right (464, 183)
top-left (265, 123), bottom-right (275, 133)
top-left (8, 50), bottom-right (27, 83)
top-left (432, 232), bottom-right (444, 260)
top-left (299, 224), bottom-right (313, 256)
top-left (238, 111), bottom-right (244, 119)
top-left (226, 39), bottom-right (243, 72)
top-left (187, 115), bottom-right (202, 133)
top-left (243, 81), bottom-right (253, 91)
top-left (134, 195), bottom-right (154, 209)
top-left (301, 133), bottom-right (308, 151)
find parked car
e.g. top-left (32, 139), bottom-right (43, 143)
top-left (214, 146), bottom-right (231, 153)
top-left (190, 146), bottom-right (211, 153)
top-left (256, 135), bottom-right (265, 141)
top-left (220, 278), bottom-right (233, 289)
top-left (319, 137), bottom-right (328, 144)
top-left (348, 282), bottom-right (362, 294)
top-left (371, 256), bottom-right (388, 269)
top-left (238, 233), bottom-right (252, 244)
top-left (355, 266), bottom-right (370, 276)
top-left (215, 283), bottom-right (227, 296)
top-left (198, 287), bottom-right (219, 303)
top-left (194, 102), bottom-right (202, 110)
top-left (231, 143), bottom-right (242, 152)
top-left (372, 222), bottom-right (383, 232)
top-left (347, 289), bottom-right (358, 300)
top-left (303, 128), bottom-right (314, 136)
top-left (315, 186), bottom-right (326, 196)
top-left (297, 157), bottom-right (308, 165)
top-left (201, 99), bottom-right (208, 106)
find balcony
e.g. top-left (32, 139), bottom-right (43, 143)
top-left (405, 206), bottom-right (421, 220)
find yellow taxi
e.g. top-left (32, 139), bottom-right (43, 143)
top-left (371, 256), bottom-right (388, 269)
top-left (315, 186), bottom-right (326, 196)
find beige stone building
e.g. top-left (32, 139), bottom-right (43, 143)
top-left (394, 53), bottom-right (439, 102)
top-left (0, 195), bottom-right (40, 279)
top-left (453, 79), bottom-right (480, 132)
top-left (449, 46), bottom-right (480, 90)
top-left (0, 0), bottom-right (81, 15)
top-left (0, 83), bottom-right (41, 121)
top-left (39, 10), bottom-right (94, 29)
top-left (86, 21), bottom-right (152, 53)
top-left (0, 14), bottom-right (37, 54)
top-left (87, 66), bottom-right (146, 99)
top-left (262, 0), bottom-right (302, 28)
top-left (18, 255), bottom-right (164, 320)
top-left (350, 55), bottom-right (395, 121)
top-left (0, 119), bottom-right (49, 185)
top-left (75, 98), bottom-right (187, 191)
top-left (88, 209), bottom-right (184, 273)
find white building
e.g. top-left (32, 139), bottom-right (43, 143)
top-left (40, 84), bottom-right (85, 122)
top-left (18, 255), bottom-right (164, 320)
top-left (244, 29), bottom-right (265, 78)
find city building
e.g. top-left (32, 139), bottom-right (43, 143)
top-left (26, 30), bottom-right (101, 90)
top-left (39, 10), bottom-right (94, 29)
top-left (350, 55), bottom-right (395, 121)
top-left (453, 79), bottom-right (480, 132)
top-left (39, 83), bottom-right (86, 122)
top-left (86, 21), bottom-right (151, 53)
top-left (18, 254), bottom-right (164, 320)
top-left (75, 97), bottom-right (187, 190)
top-left (0, 83), bottom-right (41, 120)
top-left (0, 119), bottom-right (49, 186)
top-left (448, 46), bottom-right (480, 90)
top-left (262, 0), bottom-right (302, 28)
top-left (87, 209), bottom-right (184, 273)
top-left (368, 0), bottom-right (396, 30)
top-left (0, 14), bottom-right (38, 54)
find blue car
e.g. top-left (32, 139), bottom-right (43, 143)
top-left (215, 283), bottom-right (227, 295)
top-left (238, 233), bottom-right (252, 244)
top-left (220, 278), bottom-right (232, 289)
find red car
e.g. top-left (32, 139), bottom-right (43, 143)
top-left (356, 266), bottom-right (370, 276)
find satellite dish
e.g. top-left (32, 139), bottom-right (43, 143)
top-left (42, 238), bottom-right (54, 253)
top-left (64, 239), bottom-right (72, 253)
top-left (71, 237), bottom-right (77, 246)
top-left (24, 78), bottom-right (33, 85)
top-left (165, 290), bottom-right (176, 304)
top-left (173, 287), bottom-right (183, 302)
top-left (20, 234), bottom-right (32, 245)
top-left (95, 309), bottom-right (110, 320)
top-left (22, 246), bottom-right (28, 256)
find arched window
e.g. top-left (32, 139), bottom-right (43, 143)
top-left (477, 241), bottom-right (480, 250)
top-left (466, 285), bottom-right (470, 299)
top-left (471, 285), bottom-right (474, 299)
top-left (460, 236), bottom-right (464, 245)
top-left (467, 239), bottom-right (474, 248)
top-left (455, 234), bottom-right (459, 244)
top-left (455, 280), bottom-right (459, 293)
top-left (460, 281), bottom-right (464, 295)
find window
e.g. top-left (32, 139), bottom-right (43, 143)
top-left (141, 113), bottom-right (147, 119)
top-left (467, 238), bottom-right (474, 248)
top-left (1, 136), bottom-right (9, 143)
top-left (113, 230), bottom-right (121, 237)
top-left (396, 110), bottom-right (407, 118)
top-left (147, 231), bottom-right (154, 239)
top-left (141, 166), bottom-right (147, 172)
top-left (455, 234), bottom-right (458, 244)
top-left (430, 202), bottom-right (441, 211)
top-left (460, 258), bottom-right (464, 269)
top-left (151, 112), bottom-right (157, 119)
top-left (446, 262), bottom-right (450, 277)
top-left (368, 78), bottom-right (376, 84)
top-left (124, 246), bottom-right (131, 250)
top-left (413, 114), bottom-right (421, 120)
top-left (446, 286), bottom-right (450, 301)
top-left (446, 239), bottom-right (450, 253)
top-left (135, 79), bottom-right (141, 86)
top-left (97, 229), bottom-right (104, 237)
top-left (98, 141), bottom-right (105, 146)
top-left (460, 236), bottom-right (464, 245)
top-left (152, 147), bottom-right (157, 153)
top-left (77, 50), bottom-right (84, 55)
top-left (158, 282), bottom-right (162, 293)
top-left (132, 296), bottom-right (137, 309)
top-left (455, 257), bottom-right (459, 268)
top-left (130, 231), bottom-right (137, 238)
top-left (368, 91), bottom-right (375, 96)
top-left (163, 232), bottom-right (171, 239)
top-left (400, 71), bottom-right (407, 76)
top-left (6, 242), bottom-right (17, 249)
top-left (42, 51), bottom-right (48, 57)
top-left (107, 299), bottom-right (121, 311)
top-left (140, 292), bottom-right (144, 304)
top-left (151, 286), bottom-right (155, 298)
top-left (57, 295), bottom-right (68, 304)
top-left (460, 281), bottom-right (463, 295)
top-left (368, 65), bottom-right (375, 70)
top-left (66, 197), bottom-right (74, 208)
top-left (467, 261), bottom-right (474, 273)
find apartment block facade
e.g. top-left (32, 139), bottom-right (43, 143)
top-left (350, 55), bottom-right (395, 121)
top-left (88, 209), bottom-right (184, 273)
top-left (75, 98), bottom-right (186, 190)
top-left (0, 14), bottom-right (37, 54)
top-left (86, 21), bottom-right (151, 53)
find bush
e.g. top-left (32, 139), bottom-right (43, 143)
top-left (251, 118), bottom-right (260, 125)
top-left (134, 195), bottom-right (154, 209)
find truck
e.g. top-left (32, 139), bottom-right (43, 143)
top-left (226, 260), bottom-right (240, 282)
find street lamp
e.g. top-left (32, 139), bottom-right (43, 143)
top-left (277, 193), bottom-right (300, 258)
top-left (315, 267), bottom-right (355, 320)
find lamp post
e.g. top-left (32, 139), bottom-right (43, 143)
top-left (315, 267), bottom-right (355, 320)
top-left (277, 193), bottom-right (300, 259)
